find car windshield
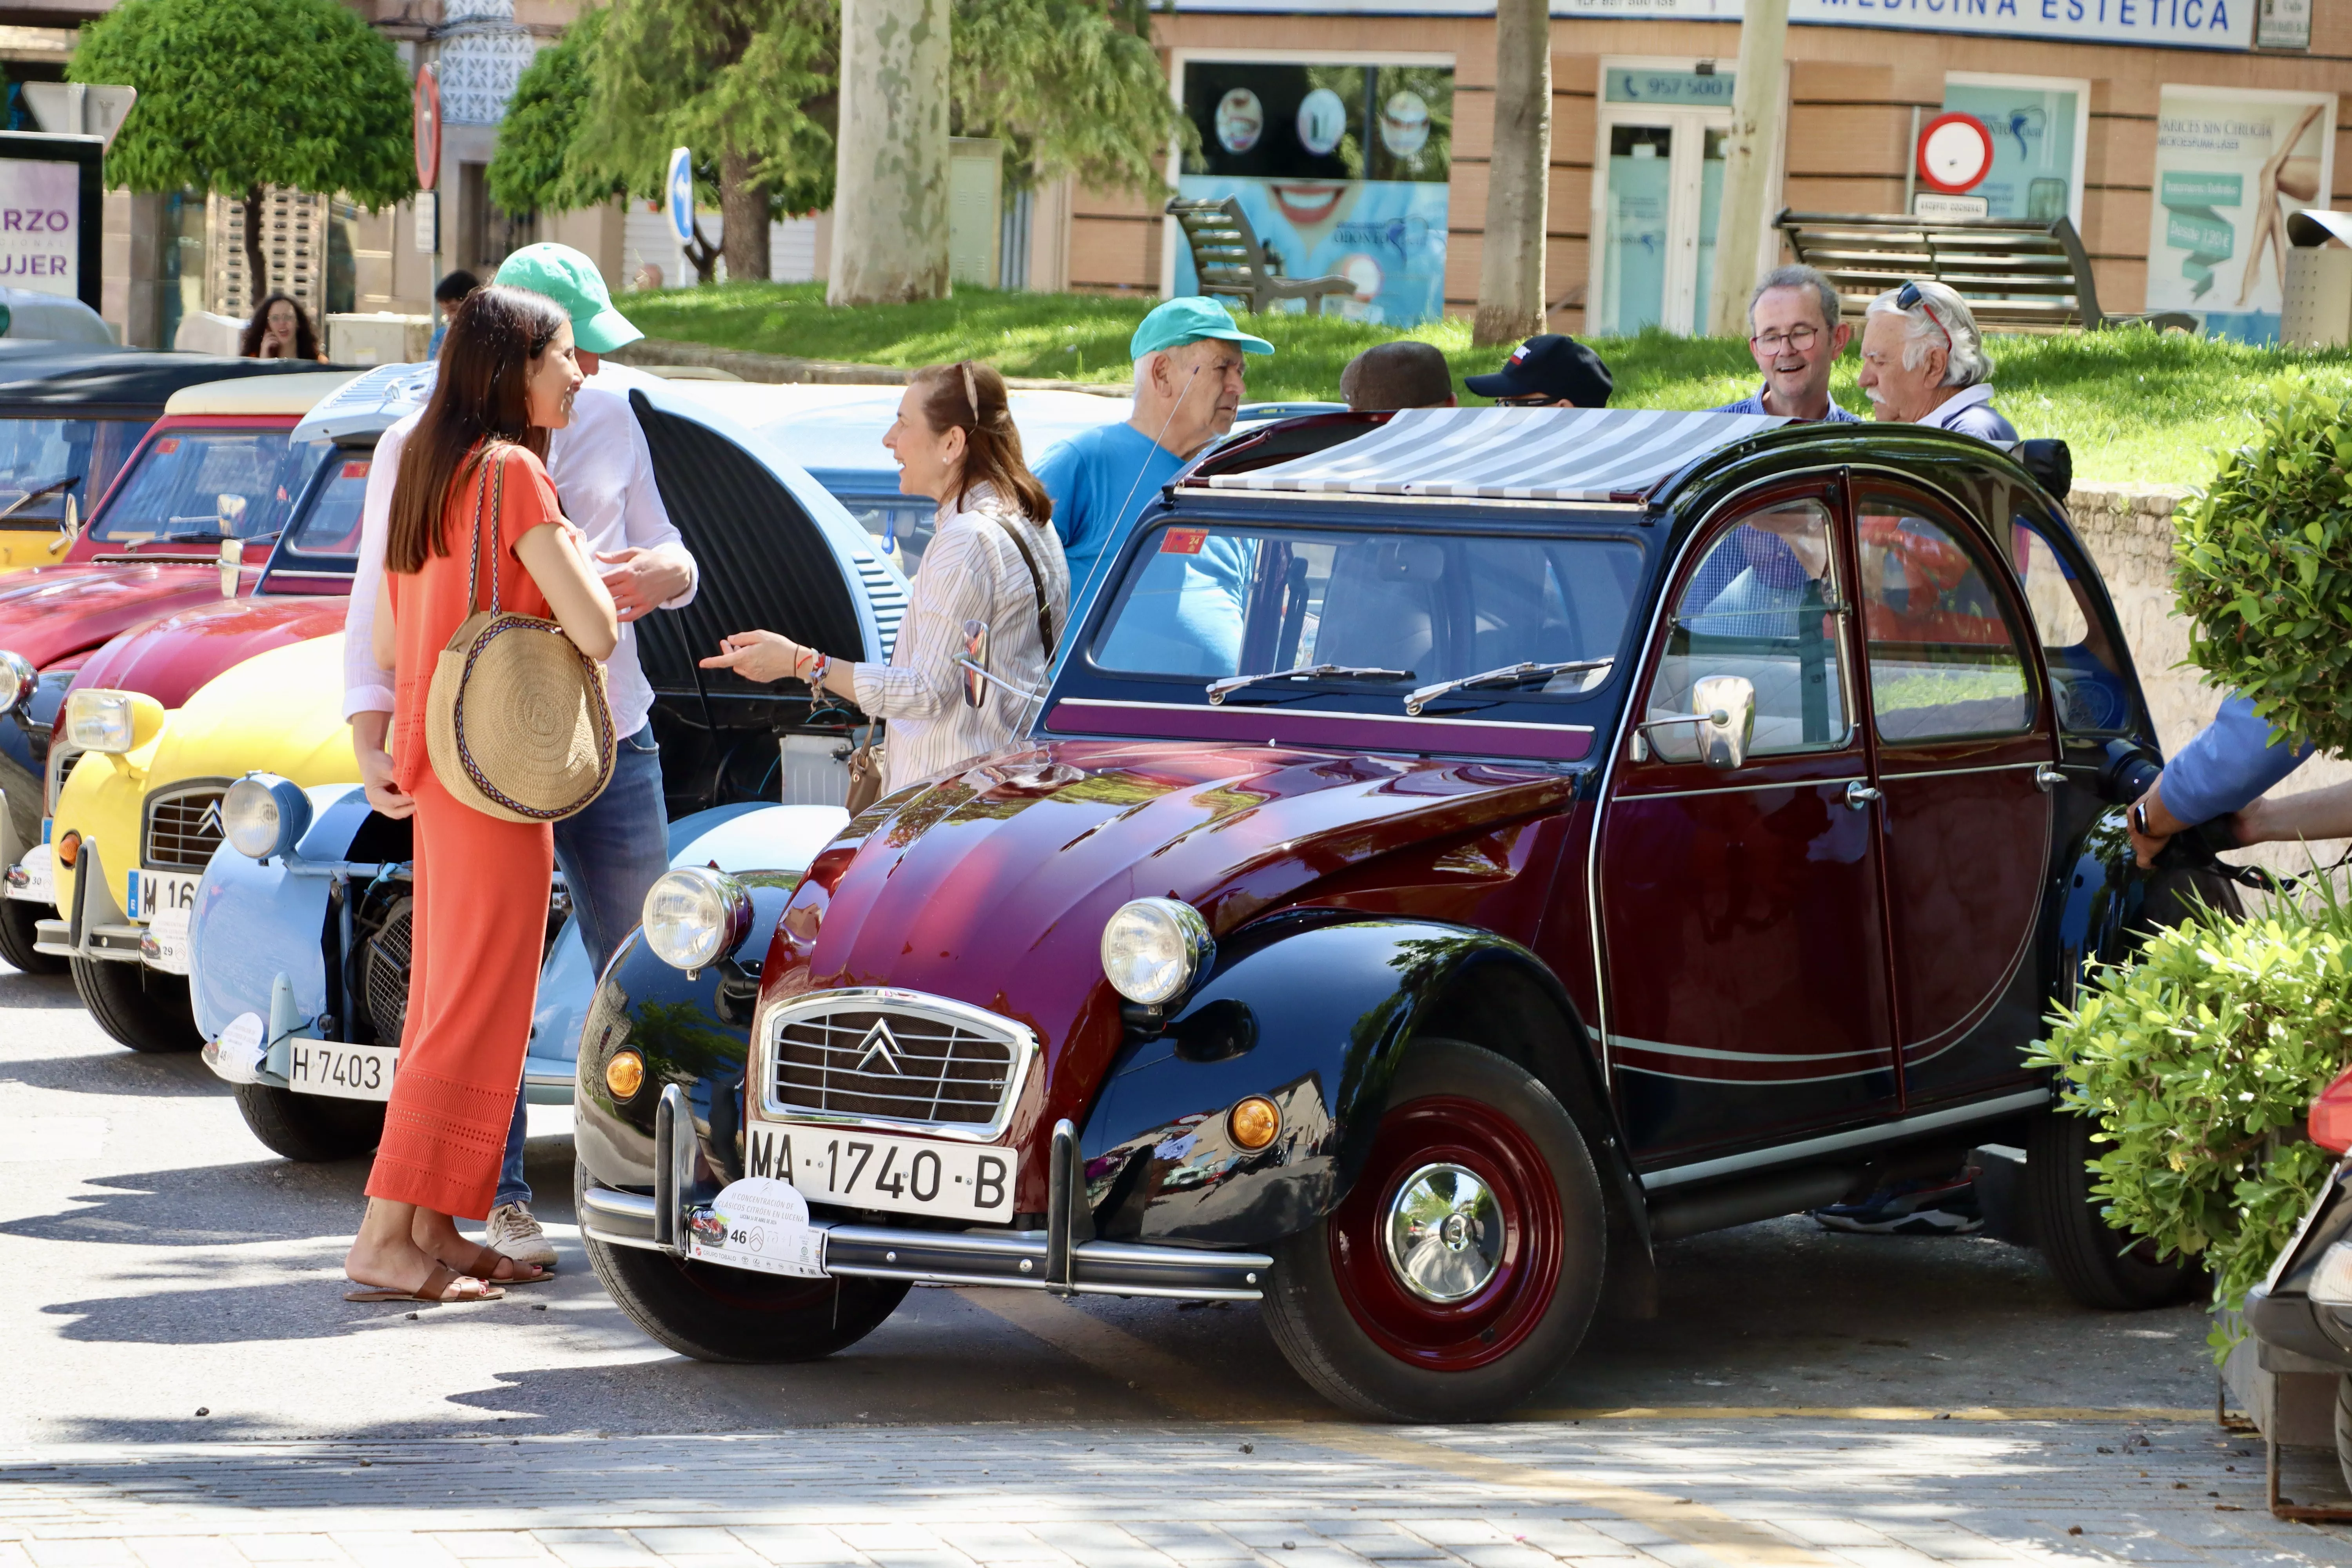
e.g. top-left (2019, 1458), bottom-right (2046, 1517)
top-left (1089, 520), bottom-right (1643, 702)
top-left (88, 427), bottom-right (323, 544)
top-left (279, 446), bottom-right (372, 558)
top-left (0, 416), bottom-right (148, 526)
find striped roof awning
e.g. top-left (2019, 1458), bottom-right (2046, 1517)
top-left (1198, 406), bottom-right (1789, 502)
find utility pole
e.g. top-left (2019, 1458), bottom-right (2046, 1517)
top-left (1704, 0), bottom-right (1790, 338)
top-left (1472, 0), bottom-right (1550, 347)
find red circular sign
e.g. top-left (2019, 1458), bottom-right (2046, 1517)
top-left (1916, 111), bottom-right (1994, 195)
top-left (413, 65), bottom-right (441, 191)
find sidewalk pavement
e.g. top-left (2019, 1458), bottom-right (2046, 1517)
top-left (0, 1417), bottom-right (2343, 1568)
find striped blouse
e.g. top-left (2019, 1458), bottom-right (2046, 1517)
top-left (851, 485), bottom-right (1072, 793)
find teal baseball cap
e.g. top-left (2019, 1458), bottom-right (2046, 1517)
top-left (1130, 296), bottom-right (1274, 361)
top-left (494, 242), bottom-right (642, 354)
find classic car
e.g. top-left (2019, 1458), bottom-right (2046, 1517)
top-left (178, 370), bottom-right (914, 1160)
top-left (2239, 1067), bottom-right (2352, 1498)
top-left (569, 406), bottom-right (2232, 1421)
top-left (0, 369), bottom-right (358, 976)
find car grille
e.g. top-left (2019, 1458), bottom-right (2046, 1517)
top-left (768, 996), bottom-right (1025, 1132)
top-left (143, 783), bottom-right (230, 871)
top-left (359, 897), bottom-right (413, 1049)
top-left (45, 744), bottom-right (81, 813)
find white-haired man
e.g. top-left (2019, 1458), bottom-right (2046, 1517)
top-left (1857, 279), bottom-right (2018, 443)
top-left (1713, 264), bottom-right (1862, 424)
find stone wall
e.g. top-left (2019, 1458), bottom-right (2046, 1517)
top-left (2068, 483), bottom-right (2352, 883)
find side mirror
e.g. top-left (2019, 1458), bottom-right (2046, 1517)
top-left (49, 492), bottom-right (76, 555)
top-left (217, 537), bottom-right (243, 599)
top-left (1689, 675), bottom-right (1755, 771)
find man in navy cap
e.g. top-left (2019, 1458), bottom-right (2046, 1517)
top-left (1465, 333), bottom-right (1613, 408)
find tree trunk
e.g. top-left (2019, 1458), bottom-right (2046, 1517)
top-left (1472, 0), bottom-right (1550, 348)
top-left (241, 183), bottom-right (269, 319)
top-left (828, 0), bottom-right (950, 305)
top-left (720, 150), bottom-right (771, 286)
top-left (1706, 0), bottom-right (1791, 337)
top-left (686, 220), bottom-right (720, 285)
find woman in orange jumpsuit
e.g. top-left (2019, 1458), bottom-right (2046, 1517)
top-left (343, 285), bottom-right (618, 1305)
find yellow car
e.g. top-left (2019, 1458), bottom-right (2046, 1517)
top-left (47, 633), bottom-right (352, 1051)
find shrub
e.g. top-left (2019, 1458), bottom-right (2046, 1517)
top-left (2028, 894), bottom-right (2352, 1355)
top-left (2174, 386), bottom-right (2352, 754)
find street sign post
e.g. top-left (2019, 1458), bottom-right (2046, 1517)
top-left (1916, 112), bottom-right (1994, 196)
top-left (413, 66), bottom-right (441, 192)
top-left (666, 145), bottom-right (694, 287)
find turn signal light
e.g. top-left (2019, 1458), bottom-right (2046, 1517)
top-left (54, 830), bottom-right (78, 868)
top-left (1228, 1096), bottom-right (1281, 1151)
top-left (2312, 1065), bottom-right (2352, 1154)
top-left (604, 1050), bottom-right (645, 1101)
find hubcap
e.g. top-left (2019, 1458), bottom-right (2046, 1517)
top-left (1382, 1161), bottom-right (1504, 1303)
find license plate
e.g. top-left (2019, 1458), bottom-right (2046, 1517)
top-left (746, 1122), bottom-right (1014, 1222)
top-left (7, 843), bottom-right (50, 902)
top-left (287, 1038), bottom-right (398, 1101)
top-left (129, 868), bottom-right (198, 923)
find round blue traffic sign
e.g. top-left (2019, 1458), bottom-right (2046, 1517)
top-left (665, 147), bottom-right (694, 244)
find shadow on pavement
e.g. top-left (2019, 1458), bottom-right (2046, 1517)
top-left (0, 968), bottom-right (91, 1009)
top-left (4, 1160), bottom-right (373, 1251)
top-left (0, 1045), bottom-right (227, 1098)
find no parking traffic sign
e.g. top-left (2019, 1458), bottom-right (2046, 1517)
top-left (1915, 113), bottom-right (1994, 196)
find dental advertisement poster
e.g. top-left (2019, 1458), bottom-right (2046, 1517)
top-left (1173, 62), bottom-right (1452, 327)
top-left (1938, 80), bottom-right (2082, 225)
top-left (2144, 86), bottom-right (2335, 343)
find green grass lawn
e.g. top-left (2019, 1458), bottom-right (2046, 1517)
top-left (623, 281), bottom-right (2352, 488)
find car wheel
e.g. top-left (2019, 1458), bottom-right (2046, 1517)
top-left (70, 957), bottom-right (200, 1053)
top-left (574, 1160), bottom-right (909, 1363)
top-left (1261, 1037), bottom-right (1606, 1421)
top-left (2026, 1107), bottom-right (2203, 1310)
top-left (0, 900), bottom-right (62, 975)
top-left (2337, 1375), bottom-right (2352, 1498)
top-left (232, 1082), bottom-right (385, 1162)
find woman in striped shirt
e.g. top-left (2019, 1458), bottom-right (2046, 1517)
top-left (702, 361), bottom-right (1069, 795)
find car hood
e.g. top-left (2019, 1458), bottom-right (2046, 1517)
top-left (66, 594), bottom-right (345, 710)
top-left (0, 561), bottom-right (264, 670)
top-left (149, 632), bottom-right (355, 789)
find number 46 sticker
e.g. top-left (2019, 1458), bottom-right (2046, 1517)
top-left (687, 1176), bottom-right (828, 1278)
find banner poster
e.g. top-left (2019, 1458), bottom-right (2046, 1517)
top-left (2144, 87), bottom-right (2334, 342)
top-left (1173, 62), bottom-right (1452, 327)
top-left (1939, 82), bottom-right (2081, 223)
top-left (0, 158), bottom-right (80, 298)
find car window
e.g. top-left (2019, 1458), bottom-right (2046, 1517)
top-left (2011, 514), bottom-right (2132, 735)
top-left (0, 416), bottom-right (147, 526)
top-left (1646, 499), bottom-right (1850, 761)
top-left (89, 427), bottom-right (323, 544)
top-left (836, 494), bottom-right (936, 576)
top-left (279, 449), bottom-right (372, 558)
top-left (1855, 494), bottom-right (2034, 743)
top-left (1090, 521), bottom-right (1642, 700)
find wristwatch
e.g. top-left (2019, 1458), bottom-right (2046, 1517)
top-left (2130, 800), bottom-right (2152, 837)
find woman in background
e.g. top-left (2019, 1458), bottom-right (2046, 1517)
top-left (240, 292), bottom-right (326, 361)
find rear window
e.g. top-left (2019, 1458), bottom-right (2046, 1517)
top-left (0, 416), bottom-right (148, 528)
top-left (89, 427), bottom-right (325, 544)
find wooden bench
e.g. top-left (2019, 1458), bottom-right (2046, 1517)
top-left (1165, 197), bottom-right (1354, 316)
top-left (1776, 211), bottom-right (2197, 334)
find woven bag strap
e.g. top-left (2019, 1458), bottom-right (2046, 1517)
top-left (460, 445), bottom-right (509, 616)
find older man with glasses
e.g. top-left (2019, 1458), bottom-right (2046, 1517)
top-left (1857, 278), bottom-right (2018, 443)
top-left (1713, 264), bottom-right (1862, 425)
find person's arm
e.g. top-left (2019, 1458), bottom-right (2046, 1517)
top-left (343, 421), bottom-right (405, 721)
top-left (350, 709), bottom-right (412, 820)
top-left (596, 412), bottom-right (697, 621)
top-left (2236, 780), bottom-right (2352, 848)
top-left (516, 523), bottom-right (619, 660)
top-left (2129, 691), bottom-right (2314, 865)
top-left (370, 573), bottom-right (397, 673)
top-left (851, 525), bottom-right (989, 722)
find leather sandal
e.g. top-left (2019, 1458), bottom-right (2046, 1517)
top-left (344, 1263), bottom-right (504, 1304)
top-left (447, 1242), bottom-right (549, 1285)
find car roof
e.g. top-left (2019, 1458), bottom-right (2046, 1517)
top-left (658, 381), bottom-right (1132, 487)
top-left (164, 369), bottom-right (363, 417)
top-left (0, 349), bottom-right (335, 417)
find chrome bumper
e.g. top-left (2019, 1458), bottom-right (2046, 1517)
top-left (579, 1085), bottom-right (1272, 1302)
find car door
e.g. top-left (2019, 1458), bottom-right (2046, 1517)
top-left (1848, 479), bottom-right (2057, 1104)
top-left (1597, 482), bottom-right (1902, 1167)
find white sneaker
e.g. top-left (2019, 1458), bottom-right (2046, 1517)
top-left (486, 1202), bottom-right (558, 1270)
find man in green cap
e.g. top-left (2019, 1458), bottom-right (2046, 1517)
top-left (342, 242), bottom-right (697, 1274)
top-left (1034, 295), bottom-right (1271, 645)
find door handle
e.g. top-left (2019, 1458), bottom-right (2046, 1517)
top-left (1844, 781), bottom-right (1881, 811)
top-left (2034, 765), bottom-right (2065, 792)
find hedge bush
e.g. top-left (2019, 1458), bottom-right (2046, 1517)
top-left (2174, 387), bottom-right (2352, 754)
top-left (2028, 894), bottom-right (2352, 1354)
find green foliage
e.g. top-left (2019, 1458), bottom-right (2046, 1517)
top-left (2028, 896), bottom-right (2352, 1353)
top-left (2173, 386), bottom-right (2352, 755)
top-left (487, 8), bottom-right (622, 216)
top-left (71, 0), bottom-right (413, 209)
top-left (952, 0), bottom-right (1191, 194)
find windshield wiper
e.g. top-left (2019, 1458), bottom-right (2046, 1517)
top-left (1403, 658), bottom-right (1615, 716)
top-left (1205, 663), bottom-right (1414, 705)
top-left (0, 474), bottom-right (79, 524)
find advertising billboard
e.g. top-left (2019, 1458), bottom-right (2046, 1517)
top-left (0, 135), bottom-right (101, 311)
top-left (2144, 86), bottom-right (2334, 341)
top-left (1173, 61), bottom-right (1453, 327)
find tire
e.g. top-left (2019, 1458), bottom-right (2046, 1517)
top-left (1261, 1037), bottom-right (1608, 1422)
top-left (2026, 1107), bottom-right (2203, 1310)
top-left (0, 900), bottom-right (62, 975)
top-left (2337, 1375), bottom-right (2352, 1499)
top-left (575, 1160), bottom-right (909, 1363)
top-left (232, 1082), bottom-right (385, 1162)
top-left (70, 957), bottom-right (200, 1053)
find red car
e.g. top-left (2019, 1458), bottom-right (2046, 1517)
top-left (571, 409), bottom-right (2230, 1419)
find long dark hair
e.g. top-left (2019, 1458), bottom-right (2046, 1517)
top-left (912, 360), bottom-right (1052, 526)
top-left (387, 285), bottom-right (568, 574)
top-left (238, 292), bottom-right (320, 360)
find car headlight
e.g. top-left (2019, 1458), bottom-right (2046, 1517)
top-left (1100, 897), bottom-right (1213, 1006)
top-left (222, 773), bottom-right (312, 861)
top-left (642, 867), bottom-right (753, 972)
top-left (0, 651), bottom-right (33, 714)
top-left (62, 688), bottom-right (162, 754)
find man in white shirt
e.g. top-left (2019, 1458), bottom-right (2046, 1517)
top-left (343, 244), bottom-right (697, 1269)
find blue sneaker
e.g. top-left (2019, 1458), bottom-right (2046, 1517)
top-left (1809, 1174), bottom-right (1982, 1236)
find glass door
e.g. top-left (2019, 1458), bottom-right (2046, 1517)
top-left (1594, 65), bottom-right (1736, 336)
top-left (1600, 125), bottom-right (1674, 336)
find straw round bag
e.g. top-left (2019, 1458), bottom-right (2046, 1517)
top-left (423, 446), bottom-right (615, 824)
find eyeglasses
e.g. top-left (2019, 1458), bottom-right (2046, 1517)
top-left (1494, 393), bottom-right (1559, 408)
top-left (1895, 280), bottom-right (1955, 355)
top-left (1750, 325), bottom-right (1820, 352)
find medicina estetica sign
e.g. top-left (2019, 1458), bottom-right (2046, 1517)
top-left (1169, 0), bottom-right (2254, 49)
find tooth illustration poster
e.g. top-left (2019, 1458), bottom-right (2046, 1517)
top-left (2144, 86), bottom-right (2335, 343)
top-left (1173, 62), bottom-right (1453, 328)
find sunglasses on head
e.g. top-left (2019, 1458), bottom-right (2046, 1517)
top-left (1895, 280), bottom-right (1954, 354)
